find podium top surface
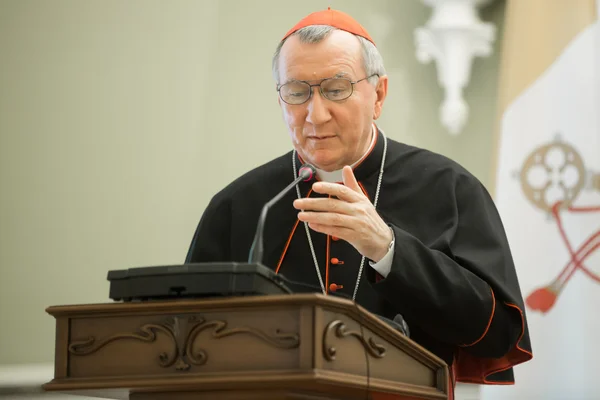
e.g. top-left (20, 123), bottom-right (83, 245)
top-left (46, 293), bottom-right (358, 315)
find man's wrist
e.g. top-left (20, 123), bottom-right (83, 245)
top-left (369, 227), bottom-right (395, 278)
top-left (371, 226), bottom-right (395, 262)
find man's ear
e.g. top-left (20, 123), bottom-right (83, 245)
top-left (373, 75), bottom-right (388, 120)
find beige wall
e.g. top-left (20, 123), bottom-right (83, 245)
top-left (0, 0), bottom-right (505, 366)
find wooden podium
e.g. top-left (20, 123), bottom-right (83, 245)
top-left (42, 293), bottom-right (449, 400)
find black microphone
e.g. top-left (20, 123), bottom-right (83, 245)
top-left (248, 163), bottom-right (316, 264)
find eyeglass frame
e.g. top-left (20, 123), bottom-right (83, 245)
top-left (276, 73), bottom-right (380, 105)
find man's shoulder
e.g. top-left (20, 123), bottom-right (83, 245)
top-left (388, 139), bottom-right (475, 179)
top-left (383, 138), bottom-right (494, 210)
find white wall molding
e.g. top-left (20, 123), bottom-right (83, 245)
top-left (0, 362), bottom-right (53, 391)
top-left (415, 0), bottom-right (497, 135)
top-left (455, 383), bottom-right (481, 400)
top-left (0, 362), bottom-right (103, 399)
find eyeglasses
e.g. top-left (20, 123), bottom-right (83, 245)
top-left (277, 74), bottom-right (379, 105)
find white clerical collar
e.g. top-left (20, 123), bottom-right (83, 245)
top-left (316, 124), bottom-right (377, 183)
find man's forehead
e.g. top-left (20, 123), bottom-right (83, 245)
top-left (278, 32), bottom-right (363, 82)
top-left (281, 72), bottom-right (352, 85)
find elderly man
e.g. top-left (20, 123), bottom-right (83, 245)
top-left (186, 7), bottom-right (532, 392)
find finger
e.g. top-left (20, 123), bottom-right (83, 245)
top-left (305, 222), bottom-right (355, 241)
top-left (297, 211), bottom-right (356, 228)
top-left (311, 181), bottom-right (363, 202)
top-left (342, 166), bottom-right (363, 194)
top-left (293, 197), bottom-right (354, 214)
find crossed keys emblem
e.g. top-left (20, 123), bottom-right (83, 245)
top-left (516, 136), bottom-right (600, 314)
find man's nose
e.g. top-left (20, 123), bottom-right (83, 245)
top-left (306, 88), bottom-right (332, 125)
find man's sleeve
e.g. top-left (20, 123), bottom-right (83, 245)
top-left (367, 173), bottom-right (527, 360)
top-left (185, 194), bottom-right (232, 263)
top-left (369, 230), bottom-right (395, 277)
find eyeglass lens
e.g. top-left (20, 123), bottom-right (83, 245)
top-left (279, 78), bottom-right (353, 104)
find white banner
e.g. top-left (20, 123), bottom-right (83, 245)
top-left (482, 16), bottom-right (599, 400)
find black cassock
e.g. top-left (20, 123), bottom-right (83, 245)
top-left (186, 128), bottom-right (532, 385)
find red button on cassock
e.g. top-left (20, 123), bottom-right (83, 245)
top-left (329, 283), bottom-right (343, 292)
top-left (331, 258), bottom-right (344, 265)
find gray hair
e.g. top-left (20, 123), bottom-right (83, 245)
top-left (271, 25), bottom-right (386, 86)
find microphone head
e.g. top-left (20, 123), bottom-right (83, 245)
top-left (298, 163), bottom-right (316, 182)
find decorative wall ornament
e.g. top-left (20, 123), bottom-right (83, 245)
top-left (415, 0), bottom-right (496, 135)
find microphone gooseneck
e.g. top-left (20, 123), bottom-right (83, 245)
top-left (248, 163), bottom-right (316, 264)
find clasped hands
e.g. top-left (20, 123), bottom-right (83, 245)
top-left (293, 166), bottom-right (393, 263)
